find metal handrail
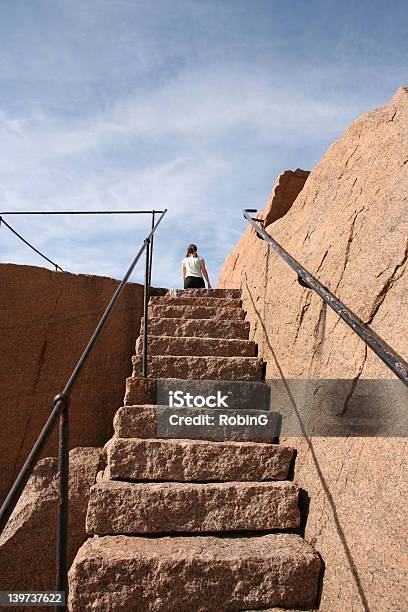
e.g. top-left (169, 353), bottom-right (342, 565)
top-left (0, 210), bottom-right (166, 215)
top-left (0, 209), bottom-right (165, 272)
top-left (244, 209), bottom-right (408, 386)
top-left (0, 208), bottom-right (167, 607)
top-left (0, 216), bottom-right (64, 271)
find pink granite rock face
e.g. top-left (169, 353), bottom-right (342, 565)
top-left (68, 533), bottom-right (322, 611)
top-left (106, 437), bottom-right (294, 481)
top-left (262, 168), bottom-right (310, 227)
top-left (0, 447), bottom-right (101, 592)
top-left (123, 377), bottom-right (157, 406)
top-left (144, 317), bottom-right (250, 339)
top-left (131, 355), bottom-right (263, 380)
top-left (135, 335), bottom-right (257, 357)
top-left (0, 263), bottom-right (144, 503)
top-left (218, 88), bottom-right (408, 381)
top-left (218, 89), bottom-right (408, 610)
top-left (86, 480), bottom-right (300, 535)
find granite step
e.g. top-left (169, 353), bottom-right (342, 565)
top-left (143, 317), bottom-right (250, 339)
top-left (131, 355), bottom-right (263, 381)
top-left (160, 288), bottom-right (241, 299)
top-left (149, 295), bottom-right (242, 308)
top-left (105, 437), bottom-right (293, 481)
top-left (86, 480), bottom-right (300, 535)
top-left (113, 404), bottom-right (280, 442)
top-left (149, 304), bottom-right (245, 320)
top-left (68, 533), bottom-right (322, 611)
top-left (135, 335), bottom-right (257, 357)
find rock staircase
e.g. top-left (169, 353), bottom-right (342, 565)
top-left (68, 289), bottom-right (322, 611)
top-left (133, 290), bottom-right (263, 381)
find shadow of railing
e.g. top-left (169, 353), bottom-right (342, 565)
top-left (242, 273), bottom-right (370, 612)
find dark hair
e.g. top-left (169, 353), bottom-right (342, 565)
top-left (186, 243), bottom-right (198, 257)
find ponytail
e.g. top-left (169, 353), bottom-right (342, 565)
top-left (186, 243), bottom-right (198, 258)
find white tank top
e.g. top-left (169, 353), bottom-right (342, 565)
top-left (183, 255), bottom-right (203, 278)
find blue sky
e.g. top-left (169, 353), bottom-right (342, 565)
top-left (0, 0), bottom-right (407, 288)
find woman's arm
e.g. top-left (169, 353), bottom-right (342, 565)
top-left (201, 259), bottom-right (211, 288)
top-left (182, 262), bottom-right (186, 284)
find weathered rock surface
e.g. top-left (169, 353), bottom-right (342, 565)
top-left (124, 377), bottom-right (157, 406)
top-left (135, 334), bottom-right (257, 356)
top-left (149, 304), bottom-right (245, 320)
top-left (218, 88), bottom-right (408, 380)
top-left (113, 404), bottom-right (280, 442)
top-left (0, 263), bottom-right (144, 502)
top-left (282, 435), bottom-right (408, 612)
top-left (86, 480), bottom-right (300, 534)
top-left (0, 447), bottom-right (101, 591)
top-left (218, 88), bottom-right (408, 611)
top-left (149, 295), bottom-right (242, 308)
top-left (262, 168), bottom-right (310, 227)
top-left (68, 533), bottom-right (322, 611)
top-left (132, 354), bottom-right (263, 380)
top-left (145, 317), bottom-right (250, 338)
top-left (106, 436), bottom-right (293, 480)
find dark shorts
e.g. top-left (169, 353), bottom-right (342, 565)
top-left (184, 276), bottom-right (205, 289)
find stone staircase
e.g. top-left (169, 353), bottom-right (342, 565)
top-left (68, 288), bottom-right (322, 611)
top-left (132, 290), bottom-right (263, 381)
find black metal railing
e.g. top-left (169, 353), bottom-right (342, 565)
top-left (0, 209), bottom-right (165, 273)
top-left (0, 215), bottom-right (64, 271)
top-left (244, 208), bottom-right (408, 386)
top-left (0, 208), bottom-right (167, 608)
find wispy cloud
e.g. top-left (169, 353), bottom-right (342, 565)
top-left (1, 0), bottom-right (407, 287)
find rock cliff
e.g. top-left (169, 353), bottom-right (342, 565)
top-left (218, 88), bottom-right (408, 611)
top-left (219, 87), bottom-right (408, 380)
top-left (0, 264), bottom-right (144, 503)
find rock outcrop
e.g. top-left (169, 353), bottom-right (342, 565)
top-left (261, 168), bottom-right (310, 227)
top-left (0, 264), bottom-right (144, 503)
top-left (0, 447), bottom-right (101, 591)
top-left (218, 88), bottom-right (408, 611)
top-left (219, 87), bottom-right (408, 380)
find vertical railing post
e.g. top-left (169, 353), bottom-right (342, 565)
top-left (54, 394), bottom-right (70, 610)
top-left (148, 211), bottom-right (155, 288)
top-left (142, 237), bottom-right (151, 378)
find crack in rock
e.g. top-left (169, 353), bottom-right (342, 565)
top-left (334, 206), bottom-right (365, 294)
top-left (315, 249), bottom-right (329, 275)
top-left (293, 298), bottom-right (312, 343)
top-left (365, 239), bottom-right (408, 325)
top-left (338, 345), bottom-right (368, 417)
